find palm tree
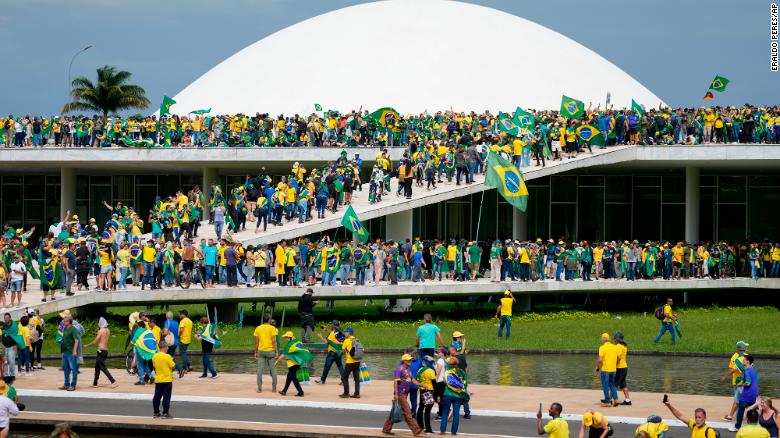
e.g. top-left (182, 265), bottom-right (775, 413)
top-left (62, 65), bottom-right (150, 118)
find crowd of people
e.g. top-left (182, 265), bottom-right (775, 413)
top-left (3, 104), bottom-right (780, 150)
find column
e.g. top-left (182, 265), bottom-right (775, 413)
top-left (685, 167), bottom-right (699, 243)
top-left (214, 303), bottom-right (239, 323)
top-left (202, 167), bottom-right (218, 221)
top-left (385, 209), bottom-right (412, 242)
top-left (512, 210), bottom-right (527, 241)
top-left (60, 167), bottom-right (76, 219)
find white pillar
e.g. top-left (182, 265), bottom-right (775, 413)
top-left (60, 167), bottom-right (76, 219)
top-left (512, 210), bottom-right (527, 241)
top-left (384, 209), bottom-right (413, 312)
top-left (202, 167), bottom-right (218, 221)
top-left (385, 209), bottom-right (412, 242)
top-left (685, 167), bottom-right (700, 243)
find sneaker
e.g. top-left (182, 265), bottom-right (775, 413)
top-left (153, 413), bottom-right (161, 418)
top-left (178, 369), bottom-right (185, 379)
top-left (463, 414), bottom-right (471, 419)
top-left (314, 379), bottom-right (324, 385)
top-left (210, 375), bottom-right (218, 379)
top-left (350, 394), bottom-right (360, 399)
top-left (161, 413), bottom-right (173, 419)
top-left (278, 391), bottom-right (287, 396)
top-left (723, 416), bottom-right (733, 421)
top-left (621, 400), bottom-right (632, 406)
top-left (67, 386), bottom-right (76, 391)
top-left (728, 427), bottom-right (738, 432)
top-left (339, 394), bottom-right (350, 398)
top-left (294, 392), bottom-right (304, 397)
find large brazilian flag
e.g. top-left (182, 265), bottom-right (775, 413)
top-left (341, 205), bottom-right (369, 243)
top-left (133, 328), bottom-right (158, 361)
top-left (367, 107), bottom-right (399, 128)
top-left (484, 151), bottom-right (528, 212)
top-left (497, 112), bottom-right (519, 136)
top-left (560, 95), bottom-right (585, 119)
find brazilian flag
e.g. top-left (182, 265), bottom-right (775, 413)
top-left (497, 112), bottom-right (519, 136)
top-left (159, 95), bottom-right (176, 116)
top-left (2, 320), bottom-right (26, 349)
top-left (560, 95), bottom-right (585, 119)
top-left (631, 99), bottom-right (645, 115)
top-left (353, 246), bottom-right (371, 266)
top-left (121, 138), bottom-right (154, 148)
top-left (325, 246), bottom-right (341, 274)
top-left (341, 205), bottom-right (369, 243)
top-left (133, 328), bottom-right (158, 361)
top-left (38, 243), bottom-right (61, 289)
top-left (282, 338), bottom-right (313, 366)
top-left (708, 75), bottom-right (730, 92)
top-left (189, 108), bottom-right (211, 115)
top-left (575, 124), bottom-right (606, 146)
top-left (513, 107), bottom-right (535, 128)
top-left (367, 107), bottom-right (399, 128)
top-left (484, 151), bottom-right (528, 212)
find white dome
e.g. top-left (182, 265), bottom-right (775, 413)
top-left (171, 0), bottom-right (664, 115)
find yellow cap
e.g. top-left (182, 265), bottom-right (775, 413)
top-left (600, 333), bottom-right (610, 340)
top-left (558, 240), bottom-right (564, 244)
top-left (73, 215), bottom-right (79, 220)
top-left (503, 290), bottom-right (511, 296)
top-left (452, 331), bottom-right (464, 338)
top-left (583, 412), bottom-right (594, 427)
top-left (282, 331), bottom-right (294, 338)
top-left (401, 354), bottom-right (412, 361)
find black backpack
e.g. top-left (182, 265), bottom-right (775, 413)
top-left (654, 306), bottom-right (665, 321)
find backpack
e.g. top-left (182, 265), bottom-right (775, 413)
top-left (654, 306), bottom-right (665, 321)
top-left (703, 426), bottom-right (720, 438)
top-left (350, 338), bottom-right (365, 360)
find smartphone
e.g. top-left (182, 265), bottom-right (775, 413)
top-left (662, 394), bottom-right (668, 404)
top-left (539, 402), bottom-right (542, 412)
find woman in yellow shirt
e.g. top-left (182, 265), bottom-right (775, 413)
top-left (97, 245), bottom-right (114, 291)
top-left (254, 246), bottom-right (268, 285)
top-left (413, 358), bottom-right (437, 433)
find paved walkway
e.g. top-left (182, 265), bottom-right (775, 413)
top-left (16, 368), bottom-right (735, 430)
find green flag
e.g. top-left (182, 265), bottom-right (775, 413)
top-left (708, 75), bottom-right (730, 92)
top-left (484, 151), bottom-right (528, 212)
top-left (497, 112), bottom-right (519, 136)
top-left (631, 99), bottom-right (645, 115)
top-left (575, 124), bottom-right (606, 147)
top-left (513, 107), bottom-right (535, 128)
top-left (367, 107), bottom-right (399, 128)
top-left (341, 204), bottom-right (369, 243)
top-left (314, 103), bottom-right (322, 112)
top-left (159, 95), bottom-right (176, 116)
top-left (560, 95), bottom-right (585, 119)
top-left (189, 108), bottom-right (211, 115)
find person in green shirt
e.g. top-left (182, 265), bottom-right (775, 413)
top-left (467, 242), bottom-right (481, 281)
top-left (489, 240), bottom-right (502, 282)
top-left (59, 317), bottom-right (79, 391)
top-left (339, 242), bottom-right (353, 286)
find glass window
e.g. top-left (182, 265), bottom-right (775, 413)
top-left (473, 191), bottom-right (497, 241)
top-left (633, 186), bottom-right (661, 242)
top-left (605, 204), bottom-right (631, 240)
top-left (497, 201), bottom-right (513, 240)
top-left (90, 176), bottom-right (111, 185)
top-left (718, 176), bottom-right (746, 204)
top-left (661, 204), bottom-right (685, 242)
top-left (662, 176), bottom-right (685, 203)
top-left (181, 175), bottom-right (200, 191)
top-left (24, 200), bottom-right (45, 229)
top-left (137, 175), bottom-right (157, 185)
top-left (2, 184), bottom-right (22, 225)
top-left (46, 176), bottom-right (61, 185)
top-left (113, 175), bottom-right (134, 200)
top-left (700, 175), bottom-right (715, 186)
top-left (90, 185), bottom-right (113, 226)
top-left (605, 176), bottom-right (632, 203)
top-left (748, 188), bottom-right (780, 240)
top-left (414, 203), bottom-right (440, 241)
top-left (2, 176), bottom-right (22, 185)
top-left (526, 186), bottom-right (550, 239)
top-left (578, 176), bottom-right (604, 186)
top-left (699, 187), bottom-right (716, 243)
top-left (76, 175), bottom-right (89, 199)
top-left (749, 175), bottom-right (780, 187)
top-left (718, 204), bottom-right (746, 241)
top-left (578, 186), bottom-right (604, 241)
top-left (24, 176), bottom-right (45, 199)
top-left (136, 185), bottom-right (159, 231)
top-left (550, 203), bottom-right (576, 240)
top-left (157, 175), bottom-right (181, 198)
top-left (634, 176), bottom-right (661, 186)
top-left (446, 202), bottom-right (469, 240)
top-left (75, 200), bottom-right (89, 222)
top-left (528, 176), bottom-right (550, 186)
top-left (551, 176), bottom-right (576, 202)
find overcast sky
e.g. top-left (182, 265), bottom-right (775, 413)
top-left (0, 0), bottom-right (776, 115)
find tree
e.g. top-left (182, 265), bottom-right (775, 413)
top-left (62, 65), bottom-right (150, 118)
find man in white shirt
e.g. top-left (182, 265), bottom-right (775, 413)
top-left (9, 255), bottom-right (26, 306)
top-left (47, 210), bottom-right (71, 237)
top-left (0, 390), bottom-right (19, 436)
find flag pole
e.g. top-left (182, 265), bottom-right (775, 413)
top-left (474, 190), bottom-right (485, 242)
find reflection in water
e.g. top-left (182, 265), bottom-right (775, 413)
top-left (48, 353), bottom-right (778, 397)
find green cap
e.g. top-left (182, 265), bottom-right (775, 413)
top-left (736, 341), bottom-right (749, 351)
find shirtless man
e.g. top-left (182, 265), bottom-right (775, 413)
top-left (84, 317), bottom-right (117, 387)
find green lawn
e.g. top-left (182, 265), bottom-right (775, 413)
top-left (38, 303), bottom-right (780, 356)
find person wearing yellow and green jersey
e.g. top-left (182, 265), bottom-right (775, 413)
top-left (115, 242), bottom-right (130, 290)
top-left (340, 327), bottom-right (361, 398)
top-left (597, 332), bottom-right (619, 406)
top-left (537, 402), bottom-right (569, 438)
top-left (720, 340), bottom-right (749, 422)
top-left (495, 290), bottom-right (515, 339)
top-left (653, 298), bottom-right (677, 345)
top-left (613, 332), bottom-right (631, 406)
top-left (663, 397), bottom-right (717, 438)
top-left (177, 310), bottom-right (193, 372)
top-left (315, 320), bottom-right (344, 385)
top-left (141, 240), bottom-right (157, 290)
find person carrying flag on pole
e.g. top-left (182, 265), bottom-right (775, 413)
top-left (275, 331), bottom-right (312, 397)
top-left (194, 313), bottom-right (219, 379)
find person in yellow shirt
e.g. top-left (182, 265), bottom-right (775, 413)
top-left (141, 240), bottom-right (157, 290)
top-left (597, 333), bottom-right (619, 406)
top-left (97, 244), bottom-right (114, 291)
top-left (315, 320), bottom-right (345, 385)
top-left (253, 314), bottom-right (278, 393)
top-left (340, 327), bottom-right (361, 398)
top-left (580, 410), bottom-right (610, 438)
top-left (275, 240), bottom-right (288, 286)
top-left (613, 332), bottom-right (631, 406)
top-left (653, 298), bottom-right (677, 345)
top-left (672, 242), bottom-right (684, 280)
top-left (177, 310), bottom-right (193, 373)
top-left (152, 342), bottom-right (176, 418)
top-left (274, 331), bottom-right (306, 397)
top-left (149, 319), bottom-right (162, 345)
top-left (537, 402), bottom-right (569, 438)
top-left (720, 341), bottom-right (749, 422)
top-left (663, 397), bottom-right (718, 438)
top-left (634, 416), bottom-right (670, 438)
top-left (116, 242), bottom-right (131, 290)
top-left (412, 356), bottom-right (437, 433)
top-left (495, 290), bottom-right (515, 338)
